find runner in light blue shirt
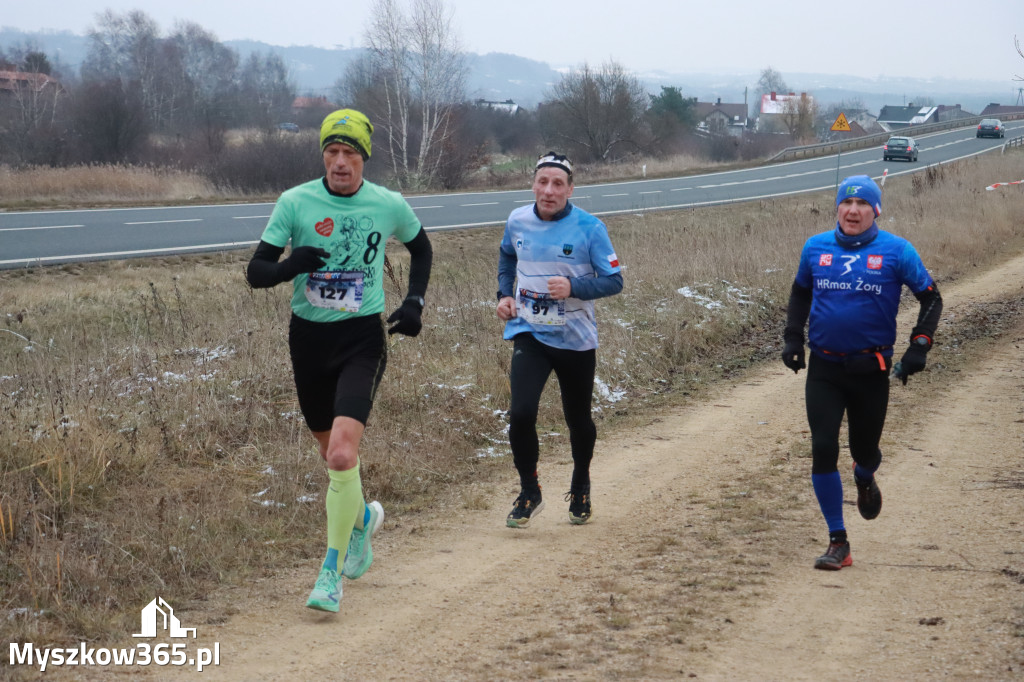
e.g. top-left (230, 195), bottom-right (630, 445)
top-left (496, 152), bottom-right (623, 528)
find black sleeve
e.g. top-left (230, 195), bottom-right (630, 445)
top-left (784, 282), bottom-right (812, 342)
top-left (910, 283), bottom-right (943, 344)
top-left (246, 240), bottom-right (286, 289)
top-left (402, 227), bottom-right (432, 300)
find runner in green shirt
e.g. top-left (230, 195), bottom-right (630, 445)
top-left (247, 109), bottom-right (432, 613)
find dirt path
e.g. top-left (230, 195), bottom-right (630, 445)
top-left (142, 254), bottom-right (1024, 681)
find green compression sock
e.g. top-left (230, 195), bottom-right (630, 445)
top-left (323, 465), bottom-right (363, 571)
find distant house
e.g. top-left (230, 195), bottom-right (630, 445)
top-left (758, 92), bottom-right (813, 133)
top-left (291, 96), bottom-right (335, 116)
top-left (0, 70), bottom-right (62, 98)
top-left (694, 98), bottom-right (747, 136)
top-left (475, 98), bottom-right (520, 115)
top-left (846, 109), bottom-right (878, 131)
top-left (826, 108), bottom-right (879, 138)
top-left (289, 96), bottom-right (337, 128)
top-left (935, 104), bottom-right (975, 121)
top-left (829, 119), bottom-right (869, 140)
top-left (876, 105), bottom-right (938, 131)
top-left (979, 103), bottom-right (1024, 117)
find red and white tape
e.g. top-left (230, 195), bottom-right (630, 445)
top-left (986, 180), bottom-right (1024, 191)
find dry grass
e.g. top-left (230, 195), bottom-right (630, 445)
top-left (1, 152), bottom-right (1022, 649)
top-left (0, 152), bottom-right (734, 211)
top-left (0, 164), bottom-right (243, 209)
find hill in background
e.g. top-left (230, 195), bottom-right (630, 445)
top-left (2, 27), bottom-right (1019, 115)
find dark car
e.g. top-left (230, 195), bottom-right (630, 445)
top-left (976, 118), bottom-right (1004, 138)
top-left (276, 122), bottom-right (300, 133)
top-left (882, 136), bottom-right (919, 162)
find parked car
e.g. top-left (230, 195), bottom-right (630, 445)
top-left (882, 136), bottom-right (919, 162)
top-left (976, 118), bottom-right (1005, 138)
top-left (276, 122), bottom-right (300, 133)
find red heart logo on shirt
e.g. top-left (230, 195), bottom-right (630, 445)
top-left (315, 218), bottom-right (334, 237)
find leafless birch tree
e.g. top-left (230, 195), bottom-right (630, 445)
top-left (363, 0), bottom-right (466, 190)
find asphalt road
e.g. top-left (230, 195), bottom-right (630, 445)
top-left (1, 123), bottom-right (1018, 270)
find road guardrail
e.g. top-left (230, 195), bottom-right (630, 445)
top-left (767, 112), bottom-right (1024, 163)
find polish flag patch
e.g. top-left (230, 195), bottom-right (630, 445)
top-left (867, 255), bottom-right (883, 270)
top-left (315, 217), bottom-right (334, 237)
top-left (819, 254), bottom-right (833, 266)
top-left (607, 252), bottom-right (620, 268)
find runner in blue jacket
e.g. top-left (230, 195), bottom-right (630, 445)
top-left (497, 152), bottom-right (623, 528)
top-left (782, 175), bottom-right (942, 570)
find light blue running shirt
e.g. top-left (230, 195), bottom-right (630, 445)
top-left (499, 204), bottom-right (621, 351)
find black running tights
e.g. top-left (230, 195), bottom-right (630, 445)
top-left (805, 353), bottom-right (888, 475)
top-left (508, 333), bottom-right (596, 491)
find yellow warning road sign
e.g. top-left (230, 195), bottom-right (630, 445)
top-left (830, 113), bottom-right (851, 132)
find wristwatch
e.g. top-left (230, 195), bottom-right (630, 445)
top-left (406, 295), bottom-right (425, 309)
top-left (911, 335), bottom-right (931, 349)
top-left (496, 290), bottom-right (510, 301)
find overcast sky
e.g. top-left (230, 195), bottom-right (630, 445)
top-left (4, 0), bottom-right (1022, 83)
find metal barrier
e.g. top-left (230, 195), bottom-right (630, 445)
top-left (767, 112), bottom-right (1024, 163)
top-left (1003, 136), bottom-right (1024, 152)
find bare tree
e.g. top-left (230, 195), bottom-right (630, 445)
top-left (779, 93), bottom-right (819, 142)
top-left (169, 21), bottom-right (238, 152)
top-left (362, 0), bottom-right (467, 190)
top-left (757, 66), bottom-right (788, 95)
top-left (754, 66), bottom-right (788, 118)
top-left (1016, 35), bottom-right (1023, 81)
top-left (82, 10), bottom-right (166, 127)
top-left (539, 60), bottom-right (648, 163)
top-left (71, 78), bottom-right (149, 162)
top-left (238, 52), bottom-right (296, 130)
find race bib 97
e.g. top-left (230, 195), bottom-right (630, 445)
top-left (517, 288), bottom-right (565, 326)
top-left (305, 271), bottom-right (364, 312)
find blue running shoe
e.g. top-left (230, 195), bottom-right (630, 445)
top-left (305, 567), bottom-right (341, 612)
top-left (342, 501), bottom-right (384, 580)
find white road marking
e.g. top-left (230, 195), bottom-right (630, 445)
top-left (124, 219), bottom-right (203, 225)
top-left (0, 224), bottom-right (84, 232)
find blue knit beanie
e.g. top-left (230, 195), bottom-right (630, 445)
top-left (836, 175), bottom-right (882, 216)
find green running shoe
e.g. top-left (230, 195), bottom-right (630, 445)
top-left (305, 567), bottom-right (342, 612)
top-left (342, 501), bottom-right (384, 580)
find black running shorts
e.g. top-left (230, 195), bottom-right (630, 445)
top-left (288, 313), bottom-right (387, 431)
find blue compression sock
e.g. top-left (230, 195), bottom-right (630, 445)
top-left (854, 462), bottom-right (879, 481)
top-left (322, 548), bottom-right (340, 572)
top-left (812, 471), bottom-right (845, 533)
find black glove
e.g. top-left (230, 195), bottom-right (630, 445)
top-left (279, 246), bottom-right (330, 281)
top-left (781, 337), bottom-right (806, 374)
top-left (892, 344), bottom-right (928, 385)
top-left (387, 298), bottom-right (423, 337)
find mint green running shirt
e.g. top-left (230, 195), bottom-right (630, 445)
top-left (260, 178), bottom-right (421, 323)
